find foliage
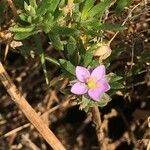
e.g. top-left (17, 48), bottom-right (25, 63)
top-left (8, 0), bottom-right (132, 111)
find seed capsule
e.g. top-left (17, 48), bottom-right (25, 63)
top-left (94, 44), bottom-right (112, 62)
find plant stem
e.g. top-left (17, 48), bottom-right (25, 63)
top-left (91, 106), bottom-right (106, 150)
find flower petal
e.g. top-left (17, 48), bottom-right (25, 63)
top-left (76, 66), bottom-right (90, 82)
top-left (88, 88), bottom-right (104, 101)
top-left (91, 65), bottom-right (105, 80)
top-left (71, 82), bottom-right (88, 95)
top-left (100, 79), bottom-right (111, 92)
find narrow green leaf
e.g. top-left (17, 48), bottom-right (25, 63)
top-left (81, 0), bottom-right (96, 20)
top-left (19, 13), bottom-right (28, 22)
top-left (110, 82), bottom-right (124, 89)
top-left (67, 36), bottom-right (79, 65)
top-left (14, 32), bottom-right (33, 40)
top-left (37, 0), bottom-right (50, 15)
top-left (67, 37), bottom-right (76, 55)
top-left (97, 23), bottom-right (126, 31)
top-left (58, 0), bottom-right (66, 8)
top-left (81, 19), bottom-right (101, 29)
top-left (59, 59), bottom-right (75, 75)
top-left (40, 52), bottom-right (49, 84)
top-left (29, 0), bottom-right (37, 8)
top-left (83, 50), bottom-right (93, 67)
top-left (24, 1), bottom-right (29, 12)
top-left (37, 0), bottom-right (60, 15)
top-left (109, 73), bottom-right (123, 82)
top-left (52, 26), bottom-right (78, 36)
top-left (48, 0), bottom-right (60, 13)
top-left (115, 0), bottom-right (133, 14)
top-left (9, 26), bottom-right (35, 32)
top-left (45, 56), bottom-right (60, 66)
top-left (88, 0), bottom-right (112, 18)
top-left (34, 34), bottom-right (49, 84)
top-left (48, 32), bottom-right (64, 51)
top-left (78, 39), bottom-right (86, 55)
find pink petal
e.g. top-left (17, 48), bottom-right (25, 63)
top-left (71, 82), bottom-right (88, 95)
top-left (100, 79), bottom-right (111, 92)
top-left (88, 88), bottom-right (104, 101)
top-left (76, 66), bottom-right (90, 82)
top-left (91, 65), bottom-right (105, 80)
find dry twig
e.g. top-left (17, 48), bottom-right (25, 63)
top-left (7, 0), bottom-right (17, 17)
top-left (91, 106), bottom-right (106, 150)
top-left (0, 62), bottom-right (66, 150)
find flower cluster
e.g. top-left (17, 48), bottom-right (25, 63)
top-left (71, 65), bottom-right (110, 101)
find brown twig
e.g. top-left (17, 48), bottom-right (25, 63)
top-left (0, 62), bottom-right (66, 150)
top-left (22, 134), bottom-right (41, 150)
top-left (2, 123), bottom-right (30, 138)
top-left (2, 96), bottom-right (74, 138)
top-left (7, 0), bottom-right (17, 17)
top-left (91, 106), bottom-right (106, 150)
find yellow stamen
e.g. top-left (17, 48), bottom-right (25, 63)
top-left (87, 78), bottom-right (97, 89)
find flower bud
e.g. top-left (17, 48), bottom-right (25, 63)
top-left (93, 43), bottom-right (112, 61)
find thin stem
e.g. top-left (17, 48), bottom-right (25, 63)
top-left (91, 106), bottom-right (106, 150)
top-left (7, 0), bottom-right (17, 17)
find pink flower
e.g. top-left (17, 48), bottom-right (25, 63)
top-left (71, 65), bottom-right (110, 101)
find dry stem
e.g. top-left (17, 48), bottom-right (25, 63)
top-left (7, 0), bottom-right (17, 17)
top-left (0, 62), bottom-right (66, 150)
top-left (91, 106), bottom-right (106, 150)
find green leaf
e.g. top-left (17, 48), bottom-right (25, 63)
top-left (49, 74), bottom-right (64, 87)
top-left (109, 73), bottom-right (123, 82)
top-left (24, 1), bottom-right (29, 12)
top-left (81, 0), bottom-right (96, 20)
top-left (48, 32), bottom-right (64, 51)
top-left (37, 0), bottom-right (50, 15)
top-left (37, 0), bottom-right (60, 15)
top-left (58, 0), bottom-right (66, 8)
top-left (97, 23), bottom-right (126, 31)
top-left (14, 32), bottom-right (35, 40)
top-left (81, 19), bottom-right (101, 29)
top-left (78, 39), bottom-right (86, 55)
top-left (98, 93), bottom-right (111, 107)
top-left (88, 0), bottom-right (112, 18)
top-left (19, 13), bottom-right (28, 22)
top-left (29, 0), bottom-right (37, 8)
top-left (110, 48), bottom-right (124, 61)
top-left (83, 50), bottom-right (93, 67)
top-left (33, 34), bottom-right (49, 84)
top-left (67, 36), bottom-right (76, 56)
top-left (81, 43), bottom-right (98, 66)
top-left (40, 52), bottom-right (49, 84)
top-left (80, 96), bottom-right (91, 111)
top-left (47, 0), bottom-right (60, 13)
top-left (52, 26), bottom-right (78, 36)
top-left (59, 59), bottom-right (75, 75)
top-left (45, 56), bottom-right (60, 66)
top-left (110, 82), bottom-right (124, 89)
top-left (42, 13), bottom-right (54, 32)
top-left (9, 26), bottom-right (35, 32)
top-left (66, 36), bottom-right (78, 65)
top-left (116, 0), bottom-right (133, 14)
top-left (24, 1), bottom-right (36, 16)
